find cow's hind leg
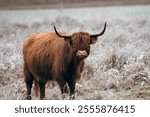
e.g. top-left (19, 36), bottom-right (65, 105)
top-left (24, 65), bottom-right (34, 100)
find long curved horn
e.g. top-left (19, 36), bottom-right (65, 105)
top-left (54, 26), bottom-right (71, 39)
top-left (90, 22), bottom-right (107, 38)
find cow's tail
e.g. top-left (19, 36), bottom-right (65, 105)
top-left (33, 80), bottom-right (39, 97)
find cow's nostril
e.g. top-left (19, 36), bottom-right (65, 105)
top-left (77, 50), bottom-right (88, 57)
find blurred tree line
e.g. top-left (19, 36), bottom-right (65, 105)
top-left (0, 0), bottom-right (149, 8)
top-left (0, 0), bottom-right (92, 6)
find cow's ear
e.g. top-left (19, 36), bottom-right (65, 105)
top-left (90, 37), bottom-right (98, 44)
top-left (64, 37), bottom-right (72, 45)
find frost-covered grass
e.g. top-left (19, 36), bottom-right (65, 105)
top-left (0, 5), bottom-right (150, 99)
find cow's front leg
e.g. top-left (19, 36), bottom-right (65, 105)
top-left (57, 78), bottom-right (68, 99)
top-left (68, 81), bottom-right (75, 100)
top-left (38, 81), bottom-right (46, 100)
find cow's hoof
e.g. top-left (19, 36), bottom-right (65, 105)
top-left (26, 95), bottom-right (32, 100)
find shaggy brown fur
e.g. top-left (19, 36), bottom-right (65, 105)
top-left (23, 24), bottom-right (106, 100)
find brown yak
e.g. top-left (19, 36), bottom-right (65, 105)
top-left (23, 22), bottom-right (106, 99)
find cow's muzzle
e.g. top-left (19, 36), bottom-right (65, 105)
top-left (76, 50), bottom-right (88, 60)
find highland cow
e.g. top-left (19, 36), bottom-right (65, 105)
top-left (23, 22), bottom-right (106, 99)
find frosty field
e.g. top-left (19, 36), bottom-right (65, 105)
top-left (0, 5), bottom-right (150, 99)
